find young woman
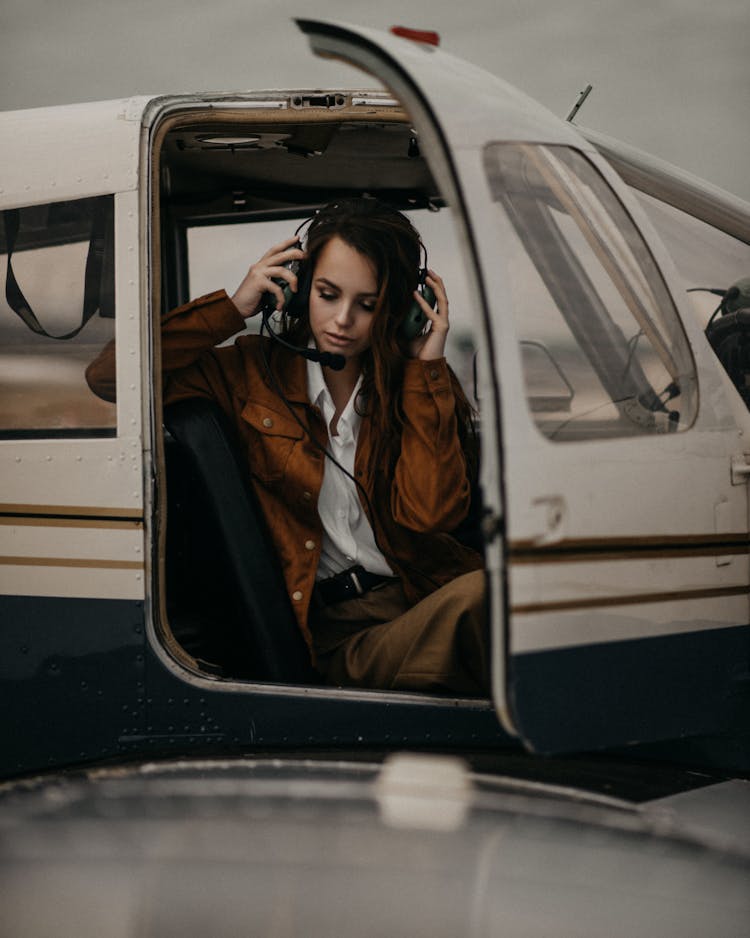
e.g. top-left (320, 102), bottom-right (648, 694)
top-left (88, 199), bottom-right (488, 695)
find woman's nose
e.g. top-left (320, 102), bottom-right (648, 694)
top-left (334, 301), bottom-right (354, 326)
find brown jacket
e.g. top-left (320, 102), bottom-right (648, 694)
top-left (86, 290), bottom-right (481, 652)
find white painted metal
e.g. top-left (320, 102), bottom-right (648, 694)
top-left (0, 98), bottom-right (147, 211)
top-left (0, 103), bottom-right (148, 598)
top-left (0, 520), bottom-right (145, 600)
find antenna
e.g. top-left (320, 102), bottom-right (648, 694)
top-left (566, 84), bottom-right (593, 123)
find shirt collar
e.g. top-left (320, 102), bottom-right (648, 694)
top-left (305, 354), bottom-right (363, 443)
top-left (306, 347), bottom-right (329, 411)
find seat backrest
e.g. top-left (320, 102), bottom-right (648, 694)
top-left (163, 397), bottom-right (316, 684)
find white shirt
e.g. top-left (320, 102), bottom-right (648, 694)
top-left (306, 358), bottom-right (393, 580)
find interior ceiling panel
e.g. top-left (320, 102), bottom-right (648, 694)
top-left (163, 121), bottom-right (437, 202)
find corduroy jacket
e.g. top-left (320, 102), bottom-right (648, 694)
top-left (86, 290), bottom-right (482, 652)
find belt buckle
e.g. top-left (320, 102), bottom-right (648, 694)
top-left (348, 568), bottom-right (365, 596)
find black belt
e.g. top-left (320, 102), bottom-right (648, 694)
top-left (315, 564), bottom-right (395, 606)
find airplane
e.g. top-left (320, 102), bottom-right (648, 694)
top-left (0, 7), bottom-right (749, 786)
top-left (1, 17), bottom-right (749, 936)
top-left (1, 15), bottom-right (749, 769)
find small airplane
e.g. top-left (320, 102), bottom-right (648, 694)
top-left (0, 18), bottom-right (749, 784)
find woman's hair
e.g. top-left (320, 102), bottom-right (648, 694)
top-left (280, 197), bottom-right (477, 478)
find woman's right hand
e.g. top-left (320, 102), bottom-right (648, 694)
top-left (230, 235), bottom-right (306, 319)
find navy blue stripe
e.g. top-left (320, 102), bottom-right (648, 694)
top-left (510, 624), bottom-right (750, 758)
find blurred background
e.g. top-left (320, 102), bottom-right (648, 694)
top-left (1, 0), bottom-right (748, 200)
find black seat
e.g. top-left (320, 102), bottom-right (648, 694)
top-left (163, 397), bottom-right (316, 684)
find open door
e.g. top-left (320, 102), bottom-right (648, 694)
top-left (298, 19), bottom-right (750, 754)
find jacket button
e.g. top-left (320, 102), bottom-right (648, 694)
top-left (292, 590), bottom-right (303, 601)
top-left (302, 491), bottom-right (312, 502)
top-left (429, 369), bottom-right (439, 380)
top-left (262, 417), bottom-right (274, 428)
top-left (304, 540), bottom-right (315, 551)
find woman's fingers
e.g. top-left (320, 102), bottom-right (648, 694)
top-left (409, 270), bottom-right (450, 360)
top-left (261, 234), bottom-right (304, 261)
top-left (266, 264), bottom-right (299, 293)
top-left (413, 271), bottom-right (449, 333)
top-left (256, 276), bottom-right (285, 311)
top-left (231, 236), bottom-right (306, 318)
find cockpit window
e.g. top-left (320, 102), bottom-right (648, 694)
top-left (484, 144), bottom-right (698, 441)
top-left (0, 195), bottom-right (116, 438)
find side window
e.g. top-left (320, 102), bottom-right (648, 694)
top-left (484, 144), bottom-right (698, 441)
top-left (0, 195), bottom-right (116, 438)
top-left (632, 190), bottom-right (750, 327)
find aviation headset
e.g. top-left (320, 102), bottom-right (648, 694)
top-left (278, 254), bottom-right (437, 340)
top-left (260, 201), bottom-right (437, 369)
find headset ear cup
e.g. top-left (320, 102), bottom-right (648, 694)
top-left (400, 300), bottom-right (427, 341)
top-left (399, 274), bottom-right (436, 341)
top-left (285, 262), bottom-right (312, 318)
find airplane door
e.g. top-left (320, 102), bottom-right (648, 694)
top-left (298, 20), bottom-right (750, 753)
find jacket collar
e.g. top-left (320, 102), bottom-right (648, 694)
top-left (266, 343), bottom-right (309, 405)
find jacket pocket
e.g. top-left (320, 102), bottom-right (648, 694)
top-left (241, 401), bottom-right (304, 483)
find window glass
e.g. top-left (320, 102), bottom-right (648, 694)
top-left (484, 144), bottom-right (698, 442)
top-left (186, 208), bottom-right (479, 403)
top-left (0, 196), bottom-right (116, 437)
top-left (633, 190), bottom-right (750, 328)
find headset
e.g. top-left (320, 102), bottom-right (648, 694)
top-left (273, 251), bottom-right (437, 341)
top-left (259, 207), bottom-right (438, 369)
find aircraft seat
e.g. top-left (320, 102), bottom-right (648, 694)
top-left (163, 397), bottom-right (317, 684)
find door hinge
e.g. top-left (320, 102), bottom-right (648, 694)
top-left (290, 93), bottom-right (347, 109)
top-left (730, 455), bottom-right (750, 485)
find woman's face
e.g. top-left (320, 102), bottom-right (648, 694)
top-left (307, 236), bottom-right (379, 364)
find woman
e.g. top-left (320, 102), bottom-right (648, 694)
top-left (88, 198), bottom-right (488, 695)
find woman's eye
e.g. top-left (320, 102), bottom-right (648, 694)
top-left (360, 302), bottom-right (376, 313)
top-left (319, 291), bottom-right (336, 301)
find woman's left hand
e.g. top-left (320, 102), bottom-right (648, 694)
top-left (409, 270), bottom-right (450, 361)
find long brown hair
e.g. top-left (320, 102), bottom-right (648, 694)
top-left (282, 198), bottom-right (477, 477)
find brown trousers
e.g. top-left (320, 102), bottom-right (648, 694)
top-left (309, 570), bottom-right (489, 697)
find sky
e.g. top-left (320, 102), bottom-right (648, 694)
top-left (1, 0), bottom-right (748, 200)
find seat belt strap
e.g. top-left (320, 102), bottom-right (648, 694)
top-left (3, 198), bottom-right (108, 340)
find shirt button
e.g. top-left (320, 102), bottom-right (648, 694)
top-left (429, 368), bottom-right (439, 380)
top-left (304, 540), bottom-right (315, 551)
top-left (262, 416), bottom-right (274, 428)
top-left (292, 590), bottom-right (303, 601)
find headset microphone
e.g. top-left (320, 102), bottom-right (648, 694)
top-left (260, 308), bottom-right (346, 370)
top-left (310, 349), bottom-right (346, 370)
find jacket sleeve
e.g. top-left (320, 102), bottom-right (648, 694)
top-left (85, 290), bottom-right (247, 409)
top-left (390, 358), bottom-right (472, 533)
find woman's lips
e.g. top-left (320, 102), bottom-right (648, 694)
top-left (324, 332), bottom-right (353, 347)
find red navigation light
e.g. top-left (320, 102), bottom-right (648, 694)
top-left (390, 26), bottom-right (440, 47)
